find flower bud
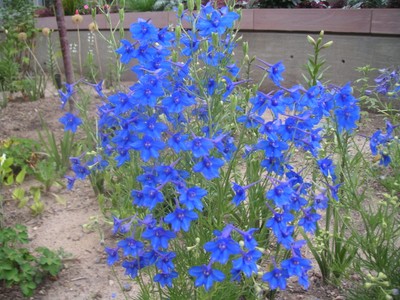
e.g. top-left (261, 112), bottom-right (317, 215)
top-left (196, 0), bottom-right (202, 9)
top-left (386, 295), bottom-right (393, 300)
top-left (365, 282), bottom-right (373, 289)
top-left (392, 289), bottom-right (399, 296)
top-left (18, 32), bottom-right (27, 41)
top-left (319, 30), bottom-right (324, 37)
top-left (42, 27), bottom-right (50, 37)
top-left (321, 41), bottom-right (333, 49)
top-left (88, 22), bottom-right (98, 32)
top-left (307, 35), bottom-right (316, 46)
top-left (378, 272), bottom-right (387, 280)
top-left (242, 41), bottom-right (249, 57)
top-left (175, 26), bottom-right (181, 41)
top-left (178, 3), bottom-right (184, 17)
top-left (188, 0), bottom-right (194, 11)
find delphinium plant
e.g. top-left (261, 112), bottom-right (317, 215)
top-left (61, 1), bottom-right (364, 298)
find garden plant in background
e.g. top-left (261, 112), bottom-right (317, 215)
top-left (57, 1), bottom-right (400, 299)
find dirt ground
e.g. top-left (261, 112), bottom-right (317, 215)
top-left (0, 85), bottom-right (385, 300)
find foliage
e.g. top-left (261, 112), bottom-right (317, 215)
top-left (303, 31), bottom-right (332, 87)
top-left (58, 1), bottom-right (391, 298)
top-left (62, 0), bottom-right (85, 15)
top-left (125, 0), bottom-right (156, 11)
top-left (0, 137), bottom-right (41, 176)
top-left (153, 0), bottom-right (183, 10)
top-left (258, 0), bottom-right (301, 8)
top-left (0, 224), bottom-right (62, 297)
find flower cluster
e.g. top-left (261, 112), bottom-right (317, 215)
top-left (64, 2), bottom-right (363, 294)
top-left (374, 67), bottom-right (400, 98)
top-left (370, 121), bottom-right (399, 166)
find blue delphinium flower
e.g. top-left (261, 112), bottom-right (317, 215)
top-left (204, 225), bottom-right (241, 264)
top-left (154, 271), bottom-right (178, 288)
top-left (179, 186), bottom-right (207, 211)
top-left (317, 157), bottom-right (336, 181)
top-left (155, 251), bottom-right (176, 273)
top-left (335, 104), bottom-right (360, 133)
top-left (193, 156), bottom-right (224, 180)
top-left (189, 137), bottom-right (214, 158)
top-left (281, 255), bottom-right (312, 278)
top-left (117, 237), bottom-right (144, 257)
top-left (231, 249), bottom-right (262, 277)
top-left (131, 135), bottom-right (165, 162)
top-left (189, 264), bottom-right (225, 291)
top-left (262, 267), bottom-right (289, 290)
top-left (105, 247), bottom-right (119, 265)
top-left (130, 18), bottom-right (158, 43)
top-left (116, 39), bottom-right (136, 64)
top-left (298, 208), bottom-right (321, 233)
top-left (142, 226), bottom-right (176, 249)
top-left (164, 208), bottom-right (198, 232)
top-left (59, 112), bottom-right (82, 133)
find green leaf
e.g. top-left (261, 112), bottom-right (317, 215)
top-left (6, 174), bottom-right (14, 185)
top-left (12, 187), bottom-right (25, 201)
top-left (15, 168), bottom-right (26, 184)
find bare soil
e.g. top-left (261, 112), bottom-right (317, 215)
top-left (0, 86), bottom-right (386, 300)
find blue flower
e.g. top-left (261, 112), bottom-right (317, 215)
top-left (130, 19), bottom-right (158, 43)
top-left (131, 135), bottom-right (165, 162)
top-left (135, 115), bottom-right (167, 139)
top-left (266, 183), bottom-right (294, 207)
top-left (154, 271), bottom-right (178, 288)
top-left (334, 104), bottom-right (360, 133)
top-left (193, 156), bottom-right (224, 180)
top-left (188, 264), bottom-right (225, 291)
top-left (116, 39), bottom-right (136, 64)
top-left (65, 175), bottom-right (76, 190)
top-left (168, 132), bottom-right (189, 153)
top-left (59, 112), bottom-right (82, 133)
top-left (142, 226), bottom-right (176, 249)
top-left (231, 249), bottom-right (262, 277)
top-left (164, 208), bottom-right (198, 232)
top-left (189, 137), bottom-right (214, 158)
top-left (262, 267), bottom-right (289, 290)
top-left (298, 208), bottom-right (321, 233)
top-left (317, 157), bottom-right (336, 181)
top-left (266, 211), bottom-right (294, 236)
top-left (122, 259), bottom-right (144, 278)
top-left (281, 255), bottom-right (312, 278)
top-left (162, 90), bottom-right (195, 113)
top-left (105, 247), bottom-right (119, 265)
top-left (197, 7), bottom-right (239, 37)
top-left (155, 251), bottom-right (176, 273)
top-left (269, 62), bottom-right (285, 86)
top-left (117, 238), bottom-right (144, 257)
top-left (179, 186), bottom-right (207, 211)
top-left (313, 192), bottom-right (328, 210)
top-left (71, 163), bottom-right (90, 180)
top-left (204, 236), bottom-right (241, 264)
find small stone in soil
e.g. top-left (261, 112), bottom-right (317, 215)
top-left (123, 283), bottom-right (132, 291)
top-left (109, 280), bottom-right (114, 286)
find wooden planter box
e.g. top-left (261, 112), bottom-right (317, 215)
top-left (36, 9), bottom-right (400, 35)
